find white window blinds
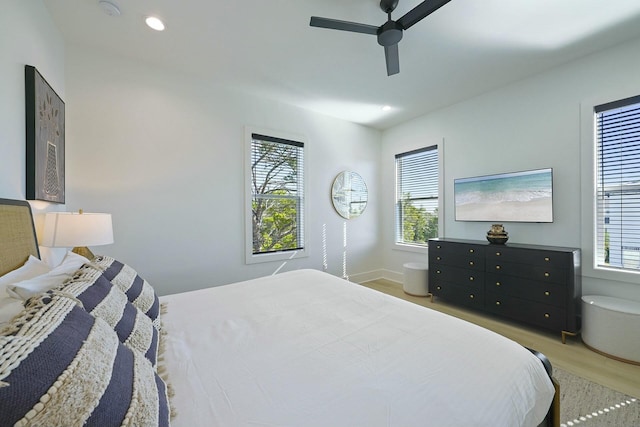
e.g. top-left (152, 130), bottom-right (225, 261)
top-left (395, 146), bottom-right (439, 246)
top-left (595, 95), bottom-right (640, 272)
top-left (251, 133), bottom-right (304, 255)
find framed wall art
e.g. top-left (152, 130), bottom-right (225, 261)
top-left (454, 168), bottom-right (553, 223)
top-left (25, 65), bottom-right (65, 203)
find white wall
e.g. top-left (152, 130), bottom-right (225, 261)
top-left (0, 1), bottom-right (65, 200)
top-left (381, 36), bottom-right (640, 300)
top-left (64, 46), bottom-right (382, 296)
top-left (0, 0), bottom-right (64, 198)
top-left (0, 0), bottom-right (67, 264)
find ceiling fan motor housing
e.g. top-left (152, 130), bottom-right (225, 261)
top-left (378, 21), bottom-right (403, 46)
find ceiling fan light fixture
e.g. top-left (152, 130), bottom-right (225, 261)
top-left (145, 16), bottom-right (165, 31)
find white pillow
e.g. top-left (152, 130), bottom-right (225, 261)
top-left (0, 297), bottom-right (25, 328)
top-left (6, 251), bottom-right (88, 301)
top-left (0, 255), bottom-right (51, 329)
top-left (52, 251), bottom-right (88, 274)
top-left (0, 256), bottom-right (47, 327)
top-left (0, 255), bottom-right (51, 300)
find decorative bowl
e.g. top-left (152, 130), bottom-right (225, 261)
top-left (487, 224), bottom-right (508, 244)
top-left (487, 235), bottom-right (509, 244)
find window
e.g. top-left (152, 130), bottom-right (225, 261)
top-left (395, 146), bottom-right (439, 247)
top-left (247, 131), bottom-right (305, 263)
top-left (595, 95), bottom-right (640, 272)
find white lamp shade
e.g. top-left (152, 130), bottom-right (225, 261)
top-left (41, 212), bottom-right (114, 248)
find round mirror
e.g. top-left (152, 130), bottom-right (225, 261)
top-left (331, 171), bottom-right (368, 219)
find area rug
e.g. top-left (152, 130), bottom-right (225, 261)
top-left (556, 367), bottom-right (639, 427)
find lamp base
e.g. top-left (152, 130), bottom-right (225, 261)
top-left (72, 246), bottom-right (95, 260)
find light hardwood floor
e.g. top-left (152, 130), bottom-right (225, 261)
top-left (359, 278), bottom-right (640, 399)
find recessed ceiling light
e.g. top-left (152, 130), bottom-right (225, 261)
top-left (145, 16), bottom-right (165, 31)
top-left (382, 105), bottom-right (392, 111)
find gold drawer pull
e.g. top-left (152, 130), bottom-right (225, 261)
top-left (436, 256), bottom-right (441, 261)
top-left (495, 282), bottom-right (501, 286)
top-left (469, 294), bottom-right (474, 299)
top-left (469, 249), bottom-right (474, 253)
top-left (436, 270), bottom-right (441, 274)
top-left (495, 252), bottom-right (501, 256)
top-left (495, 265), bottom-right (501, 270)
top-left (544, 313), bottom-right (550, 318)
top-left (544, 291), bottom-right (550, 296)
top-left (544, 257), bottom-right (550, 262)
top-left (544, 272), bottom-right (550, 277)
top-left (436, 245), bottom-right (441, 249)
top-left (436, 286), bottom-right (442, 290)
top-left (469, 261), bottom-right (474, 266)
top-left (495, 301), bottom-right (501, 306)
top-left (469, 276), bottom-right (474, 281)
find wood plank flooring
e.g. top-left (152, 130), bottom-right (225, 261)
top-left (359, 278), bottom-right (640, 399)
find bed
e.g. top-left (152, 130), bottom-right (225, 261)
top-left (0, 198), bottom-right (559, 427)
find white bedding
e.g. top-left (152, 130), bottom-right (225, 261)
top-left (160, 269), bottom-right (554, 427)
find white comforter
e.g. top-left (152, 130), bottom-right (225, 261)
top-left (160, 269), bottom-right (554, 427)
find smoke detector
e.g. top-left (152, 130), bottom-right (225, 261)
top-left (98, 1), bottom-right (121, 17)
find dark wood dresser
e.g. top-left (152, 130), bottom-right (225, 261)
top-left (428, 238), bottom-right (581, 341)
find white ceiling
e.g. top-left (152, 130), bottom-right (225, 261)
top-left (43, 0), bottom-right (640, 130)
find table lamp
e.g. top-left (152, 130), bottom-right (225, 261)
top-left (41, 210), bottom-right (114, 259)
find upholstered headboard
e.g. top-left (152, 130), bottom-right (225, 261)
top-left (0, 198), bottom-right (40, 277)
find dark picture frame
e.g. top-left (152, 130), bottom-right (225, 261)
top-left (25, 65), bottom-right (65, 203)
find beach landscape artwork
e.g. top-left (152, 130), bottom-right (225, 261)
top-left (454, 168), bottom-right (553, 222)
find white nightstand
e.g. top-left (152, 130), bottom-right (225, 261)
top-left (403, 262), bottom-right (429, 297)
top-left (582, 295), bottom-right (640, 365)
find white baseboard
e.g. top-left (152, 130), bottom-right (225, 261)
top-left (349, 269), bottom-right (403, 285)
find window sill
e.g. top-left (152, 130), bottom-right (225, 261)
top-left (590, 265), bottom-right (640, 281)
top-left (393, 243), bottom-right (428, 254)
top-left (245, 249), bottom-right (308, 265)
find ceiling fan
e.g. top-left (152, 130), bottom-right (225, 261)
top-left (310, 0), bottom-right (451, 76)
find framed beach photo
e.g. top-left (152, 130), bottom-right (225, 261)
top-left (454, 168), bottom-right (553, 223)
top-left (25, 65), bottom-right (65, 204)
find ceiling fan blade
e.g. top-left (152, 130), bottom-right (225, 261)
top-left (384, 44), bottom-right (400, 76)
top-left (310, 17), bottom-right (378, 35)
top-left (397, 0), bottom-right (451, 30)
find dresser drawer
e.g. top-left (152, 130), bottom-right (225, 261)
top-left (432, 283), bottom-right (484, 310)
top-left (431, 252), bottom-right (484, 270)
top-left (430, 264), bottom-right (484, 289)
top-left (485, 273), bottom-right (566, 307)
top-left (430, 240), bottom-right (484, 257)
top-left (485, 260), bottom-right (568, 284)
top-left (485, 293), bottom-right (567, 332)
top-left (486, 246), bottom-right (570, 268)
